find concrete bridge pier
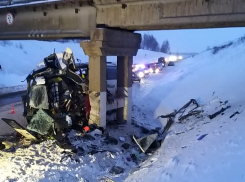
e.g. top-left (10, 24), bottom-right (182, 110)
top-left (117, 56), bottom-right (133, 124)
top-left (81, 28), bottom-right (141, 128)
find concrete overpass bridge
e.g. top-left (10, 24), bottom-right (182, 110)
top-left (0, 0), bottom-right (244, 127)
top-left (0, 0), bottom-right (245, 39)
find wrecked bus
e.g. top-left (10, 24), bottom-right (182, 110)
top-left (8, 48), bottom-right (119, 147)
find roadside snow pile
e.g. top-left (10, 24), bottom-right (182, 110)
top-left (0, 40), bottom-right (164, 88)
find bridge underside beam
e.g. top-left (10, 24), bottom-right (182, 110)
top-left (96, 0), bottom-right (245, 30)
top-left (0, 1), bottom-right (96, 40)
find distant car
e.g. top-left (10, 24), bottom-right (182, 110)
top-left (168, 61), bottom-right (175, 66)
top-left (132, 72), bottom-right (141, 82)
top-left (158, 57), bottom-right (167, 67)
top-left (132, 64), bottom-right (149, 76)
top-left (142, 67), bottom-right (150, 75)
top-left (148, 63), bottom-right (162, 73)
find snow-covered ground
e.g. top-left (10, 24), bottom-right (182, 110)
top-left (0, 40), bottom-right (167, 88)
top-left (1, 36), bottom-right (245, 182)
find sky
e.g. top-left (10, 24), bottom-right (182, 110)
top-left (138, 27), bottom-right (245, 53)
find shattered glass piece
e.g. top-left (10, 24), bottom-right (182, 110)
top-left (27, 109), bottom-right (54, 135)
top-left (133, 133), bottom-right (158, 153)
top-left (82, 134), bottom-right (95, 141)
top-left (90, 129), bottom-right (102, 137)
top-left (109, 166), bottom-right (124, 175)
top-left (121, 143), bottom-right (130, 150)
top-left (119, 137), bottom-right (125, 142)
top-left (29, 85), bottom-right (49, 110)
top-left (104, 136), bottom-right (118, 145)
top-left (78, 146), bottom-right (84, 152)
top-left (197, 134), bottom-right (208, 141)
top-left (0, 143), bottom-right (5, 150)
top-left (66, 115), bottom-right (72, 126)
top-left (87, 144), bottom-right (99, 151)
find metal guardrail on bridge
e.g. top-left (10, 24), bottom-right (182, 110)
top-left (0, 85), bottom-right (26, 96)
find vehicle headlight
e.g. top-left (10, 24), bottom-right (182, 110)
top-left (155, 68), bottom-right (160, 73)
top-left (149, 68), bottom-right (153, 73)
top-left (140, 64), bottom-right (145, 69)
top-left (138, 71), bottom-right (145, 78)
top-left (144, 69), bottom-right (149, 73)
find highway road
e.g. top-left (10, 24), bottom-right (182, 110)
top-left (0, 91), bottom-right (25, 107)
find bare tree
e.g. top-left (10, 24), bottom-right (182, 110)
top-left (141, 34), bottom-right (160, 52)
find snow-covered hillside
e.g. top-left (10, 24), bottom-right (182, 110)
top-left (128, 37), bottom-right (245, 182)
top-left (1, 36), bottom-right (245, 182)
top-left (0, 40), bottom-right (167, 88)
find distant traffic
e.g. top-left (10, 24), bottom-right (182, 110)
top-left (132, 56), bottom-right (178, 82)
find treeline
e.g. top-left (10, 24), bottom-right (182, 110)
top-left (140, 33), bottom-right (170, 54)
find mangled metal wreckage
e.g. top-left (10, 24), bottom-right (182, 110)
top-left (8, 48), bottom-right (109, 148)
top-left (1, 48), bottom-right (177, 153)
top-left (0, 47), bottom-right (131, 152)
top-left (23, 48), bottom-right (89, 135)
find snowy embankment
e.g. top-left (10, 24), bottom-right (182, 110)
top-left (0, 40), bottom-right (167, 89)
top-left (128, 37), bottom-right (245, 182)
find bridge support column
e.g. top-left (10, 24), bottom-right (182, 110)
top-left (117, 56), bottom-right (133, 124)
top-left (81, 28), bottom-right (141, 128)
top-left (87, 56), bottom-right (107, 127)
